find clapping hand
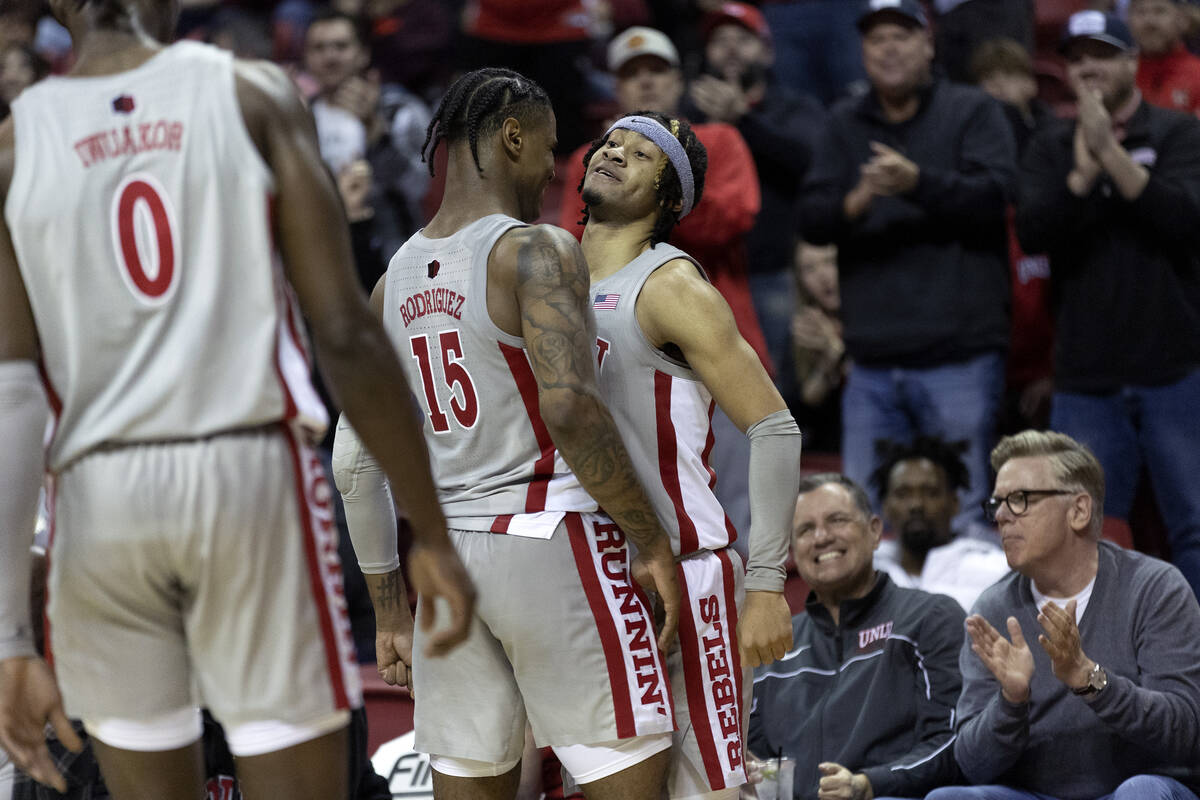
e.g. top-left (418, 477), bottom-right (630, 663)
top-left (966, 614), bottom-right (1034, 704)
top-left (1036, 600), bottom-right (1095, 691)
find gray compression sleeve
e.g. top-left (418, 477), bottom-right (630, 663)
top-left (331, 414), bottom-right (401, 574)
top-left (0, 361), bottom-right (47, 660)
top-left (745, 409), bottom-right (802, 593)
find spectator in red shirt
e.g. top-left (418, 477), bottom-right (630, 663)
top-left (1131, 0), bottom-right (1200, 114)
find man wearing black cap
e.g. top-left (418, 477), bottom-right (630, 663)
top-left (1015, 10), bottom-right (1200, 605)
top-left (799, 0), bottom-right (1015, 538)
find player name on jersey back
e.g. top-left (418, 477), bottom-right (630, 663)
top-left (396, 285), bottom-right (466, 327)
top-left (74, 120), bottom-right (185, 168)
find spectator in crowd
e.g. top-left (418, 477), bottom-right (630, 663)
top-left (872, 436), bottom-right (1010, 612)
top-left (933, 0), bottom-right (1035, 85)
top-left (791, 240), bottom-right (844, 453)
top-left (683, 2), bottom-right (826, 403)
top-left (929, 431), bottom-right (1200, 800)
top-left (969, 38), bottom-right (1056, 433)
top-left (799, 0), bottom-right (1016, 536)
top-left (748, 473), bottom-right (965, 800)
top-left (359, 0), bottom-right (455, 103)
top-left (558, 24), bottom-right (765, 538)
top-left (0, 44), bottom-right (47, 121)
top-left (1130, 0), bottom-right (1200, 114)
top-left (459, 0), bottom-right (594, 152)
top-left (1015, 10), bottom-right (1200, 600)
top-left (0, 7), bottom-right (36, 52)
top-left (757, 0), bottom-right (867, 106)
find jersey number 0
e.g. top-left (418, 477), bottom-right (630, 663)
top-left (111, 173), bottom-right (179, 304)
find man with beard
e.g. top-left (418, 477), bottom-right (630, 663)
top-left (1016, 10), bottom-right (1200, 602)
top-left (871, 436), bottom-right (1010, 613)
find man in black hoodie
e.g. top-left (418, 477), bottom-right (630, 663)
top-left (799, 0), bottom-right (1015, 536)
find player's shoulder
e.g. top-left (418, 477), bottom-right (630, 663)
top-left (495, 223), bottom-right (583, 268)
top-left (642, 256), bottom-right (716, 306)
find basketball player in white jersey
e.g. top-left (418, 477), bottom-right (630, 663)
top-left (332, 68), bottom-right (683, 799)
top-left (574, 111), bottom-right (802, 799)
top-left (0, 0), bottom-right (475, 797)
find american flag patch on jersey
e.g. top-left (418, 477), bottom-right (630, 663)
top-left (593, 293), bottom-right (621, 310)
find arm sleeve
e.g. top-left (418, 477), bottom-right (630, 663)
top-left (861, 597), bottom-right (966, 796)
top-left (952, 606), bottom-right (1031, 783)
top-left (1121, 119), bottom-right (1200, 249)
top-left (671, 125), bottom-right (761, 250)
top-left (744, 410), bottom-right (802, 593)
top-left (0, 360), bottom-right (47, 661)
top-left (905, 100), bottom-right (1015, 230)
top-left (1083, 565), bottom-right (1200, 764)
top-left (330, 414), bottom-right (401, 574)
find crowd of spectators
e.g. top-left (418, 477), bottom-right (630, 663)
top-left (4, 1), bottom-right (1200, 798)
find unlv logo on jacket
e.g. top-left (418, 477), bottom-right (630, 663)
top-left (858, 621), bottom-right (894, 650)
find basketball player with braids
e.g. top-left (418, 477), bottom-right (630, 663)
top-left (575, 112), bottom-right (802, 799)
top-left (332, 68), bottom-right (683, 799)
top-left (0, 0), bottom-right (475, 797)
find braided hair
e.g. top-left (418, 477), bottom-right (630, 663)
top-left (869, 435), bottom-right (972, 497)
top-left (421, 67), bottom-right (552, 177)
top-left (574, 110), bottom-right (707, 246)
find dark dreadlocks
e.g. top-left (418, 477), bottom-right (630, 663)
top-left (573, 110), bottom-right (707, 246)
top-left (421, 67), bottom-right (552, 177)
top-left (869, 435), bottom-right (972, 497)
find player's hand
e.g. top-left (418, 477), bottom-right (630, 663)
top-left (966, 614), bottom-right (1034, 704)
top-left (406, 539), bottom-right (476, 658)
top-left (818, 763), bottom-right (873, 800)
top-left (0, 657), bottom-right (83, 793)
top-left (630, 538), bottom-right (680, 652)
top-left (375, 626), bottom-right (414, 691)
top-left (738, 591), bottom-right (793, 668)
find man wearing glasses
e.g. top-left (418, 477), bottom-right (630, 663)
top-left (927, 430), bottom-right (1200, 800)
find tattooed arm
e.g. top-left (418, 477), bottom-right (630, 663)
top-left (492, 224), bottom-right (680, 648)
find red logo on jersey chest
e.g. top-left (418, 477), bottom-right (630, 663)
top-left (427, 260), bottom-right (440, 279)
top-left (112, 95), bottom-right (136, 114)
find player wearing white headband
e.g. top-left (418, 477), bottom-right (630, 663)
top-left (578, 110), bottom-right (803, 800)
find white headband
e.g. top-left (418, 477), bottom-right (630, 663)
top-left (603, 115), bottom-right (695, 218)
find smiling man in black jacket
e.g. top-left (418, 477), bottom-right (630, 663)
top-left (1016, 10), bottom-right (1200, 604)
top-left (799, 0), bottom-right (1016, 539)
top-left (748, 473), bottom-right (965, 800)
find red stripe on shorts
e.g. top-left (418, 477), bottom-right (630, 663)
top-left (282, 429), bottom-right (351, 710)
top-left (565, 513), bottom-right (636, 738)
top-left (490, 514), bottom-right (513, 533)
top-left (717, 548), bottom-right (747, 782)
top-left (499, 343), bottom-right (555, 512)
top-left (655, 372), bottom-right (699, 554)
top-left (676, 562), bottom-right (727, 789)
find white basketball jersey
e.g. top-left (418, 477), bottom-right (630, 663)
top-left (591, 244), bottom-right (736, 556)
top-left (382, 214), bottom-right (597, 530)
top-left (5, 42), bottom-right (326, 471)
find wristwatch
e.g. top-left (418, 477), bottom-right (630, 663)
top-left (1071, 662), bottom-right (1108, 697)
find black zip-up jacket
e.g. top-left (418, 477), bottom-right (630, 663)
top-left (800, 80), bottom-right (1015, 367)
top-left (1016, 100), bottom-right (1200, 393)
top-left (748, 574), bottom-right (966, 799)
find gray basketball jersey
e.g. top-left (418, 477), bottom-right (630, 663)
top-left (5, 42), bottom-right (326, 471)
top-left (382, 215), bottom-right (597, 529)
top-left (591, 244), bottom-right (736, 556)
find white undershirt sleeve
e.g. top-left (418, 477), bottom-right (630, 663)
top-left (745, 409), bottom-right (803, 594)
top-left (330, 414), bottom-right (401, 575)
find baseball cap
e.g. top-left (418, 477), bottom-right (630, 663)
top-left (701, 3), bottom-right (770, 42)
top-left (1059, 11), bottom-right (1135, 54)
top-left (608, 26), bottom-right (680, 73)
top-left (857, 0), bottom-right (929, 32)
